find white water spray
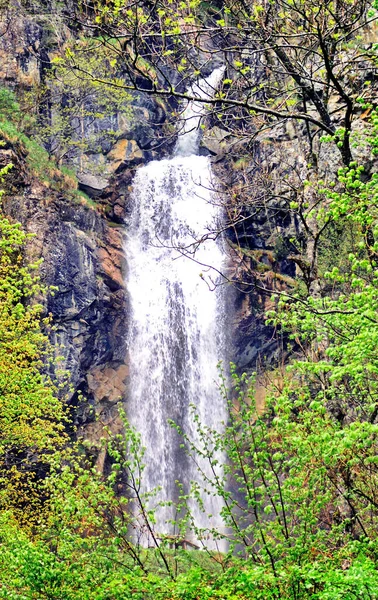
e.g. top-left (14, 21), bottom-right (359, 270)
top-left (126, 68), bottom-right (227, 548)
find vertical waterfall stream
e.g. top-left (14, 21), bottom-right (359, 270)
top-left (126, 69), bottom-right (227, 547)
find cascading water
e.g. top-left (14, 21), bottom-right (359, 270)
top-left (126, 68), bottom-right (227, 548)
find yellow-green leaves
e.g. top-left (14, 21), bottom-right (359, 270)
top-left (0, 166), bottom-right (67, 525)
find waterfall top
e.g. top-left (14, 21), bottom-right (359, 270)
top-left (175, 67), bottom-right (225, 158)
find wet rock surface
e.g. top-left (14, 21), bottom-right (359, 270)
top-left (0, 3), bottom-right (174, 441)
top-left (0, 139), bottom-right (129, 438)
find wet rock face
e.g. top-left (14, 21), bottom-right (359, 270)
top-left (0, 140), bottom-right (129, 439)
top-left (212, 119), bottom-right (317, 374)
top-left (108, 139), bottom-right (144, 172)
top-left (78, 106), bottom-right (167, 181)
top-left (0, 6), bottom-right (42, 86)
top-left (0, 2), bottom-right (173, 441)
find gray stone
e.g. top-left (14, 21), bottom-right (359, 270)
top-left (201, 126), bottom-right (232, 155)
top-left (78, 173), bottom-right (109, 197)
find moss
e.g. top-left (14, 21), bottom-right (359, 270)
top-left (107, 220), bottom-right (123, 228)
top-left (74, 189), bottom-right (91, 202)
top-left (71, 189), bottom-right (100, 210)
top-left (0, 87), bottom-right (79, 194)
top-left (273, 235), bottom-right (290, 261)
top-left (0, 87), bottom-right (21, 123)
top-left (233, 156), bottom-right (249, 170)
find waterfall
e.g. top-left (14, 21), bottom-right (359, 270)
top-left (175, 67), bottom-right (225, 156)
top-left (126, 68), bottom-right (227, 548)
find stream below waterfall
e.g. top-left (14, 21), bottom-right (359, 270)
top-left (126, 68), bottom-right (227, 549)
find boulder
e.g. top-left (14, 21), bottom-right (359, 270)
top-left (107, 139), bottom-right (144, 172)
top-left (78, 172), bottom-right (109, 197)
top-left (201, 126), bottom-right (232, 155)
top-left (117, 110), bottom-right (157, 150)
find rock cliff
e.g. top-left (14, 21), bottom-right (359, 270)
top-left (0, 1), bottom-right (174, 445)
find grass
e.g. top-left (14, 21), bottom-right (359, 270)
top-left (0, 119), bottom-right (78, 193)
top-left (72, 189), bottom-right (94, 204)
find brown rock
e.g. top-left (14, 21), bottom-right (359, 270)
top-left (113, 203), bottom-right (125, 219)
top-left (103, 226), bottom-right (124, 250)
top-left (87, 364), bottom-right (129, 404)
top-left (97, 246), bottom-right (125, 290)
top-left (107, 139), bottom-right (144, 171)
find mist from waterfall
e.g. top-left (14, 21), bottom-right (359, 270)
top-left (126, 68), bottom-right (227, 548)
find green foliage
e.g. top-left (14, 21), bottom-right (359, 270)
top-left (0, 165), bottom-right (67, 526)
top-left (0, 118), bottom-right (79, 191)
top-left (268, 115), bottom-right (378, 421)
top-left (1, 377), bottom-right (378, 598)
top-left (0, 87), bottom-right (21, 123)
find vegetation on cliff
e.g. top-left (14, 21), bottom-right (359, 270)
top-left (0, 164), bottom-right (67, 528)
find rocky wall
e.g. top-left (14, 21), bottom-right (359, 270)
top-left (0, 1), bottom-right (174, 448)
